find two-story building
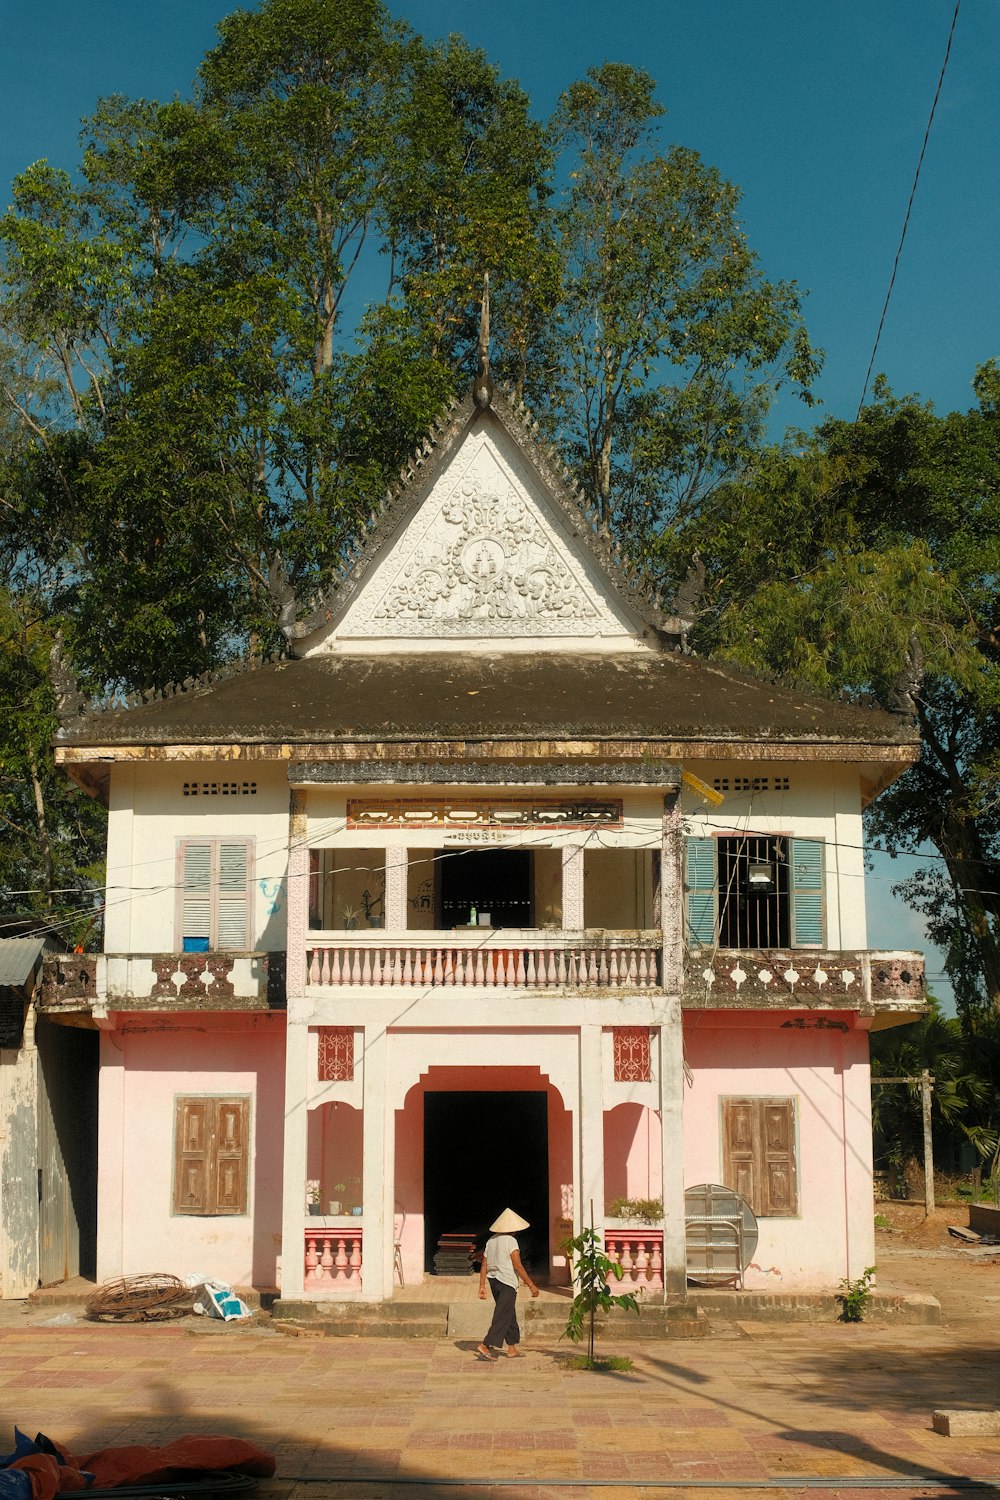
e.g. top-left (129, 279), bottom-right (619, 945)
top-left (44, 375), bottom-right (925, 1304)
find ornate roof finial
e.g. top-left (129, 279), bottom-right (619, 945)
top-left (473, 271), bottom-right (494, 411)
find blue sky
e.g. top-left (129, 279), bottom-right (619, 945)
top-left (4, 0), bottom-right (992, 995)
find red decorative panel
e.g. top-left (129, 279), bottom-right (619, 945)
top-left (318, 1027), bottom-right (355, 1081)
top-left (613, 1026), bottom-right (651, 1083)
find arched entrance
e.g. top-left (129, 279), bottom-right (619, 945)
top-left (423, 1091), bottom-right (549, 1274)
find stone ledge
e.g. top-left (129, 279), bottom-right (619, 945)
top-left (690, 1289), bottom-right (940, 1324)
top-left (933, 1409), bottom-right (1000, 1437)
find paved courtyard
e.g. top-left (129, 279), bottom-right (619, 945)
top-left (0, 1239), bottom-right (998, 1500)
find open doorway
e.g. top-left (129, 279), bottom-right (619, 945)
top-left (438, 848), bottom-right (533, 928)
top-left (423, 1091), bottom-right (548, 1275)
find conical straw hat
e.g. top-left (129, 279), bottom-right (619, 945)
top-left (490, 1207), bottom-right (530, 1233)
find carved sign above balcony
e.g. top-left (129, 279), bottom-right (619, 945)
top-left (347, 796), bottom-right (623, 831)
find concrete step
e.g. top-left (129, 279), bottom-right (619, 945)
top-left (271, 1297), bottom-right (709, 1341)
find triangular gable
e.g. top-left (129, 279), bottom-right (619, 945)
top-left (296, 390), bottom-right (672, 656)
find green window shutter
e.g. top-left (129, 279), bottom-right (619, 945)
top-left (789, 838), bottom-right (824, 947)
top-left (180, 842), bottom-right (212, 944)
top-left (685, 836), bottom-right (717, 947)
top-left (216, 841), bottom-right (250, 950)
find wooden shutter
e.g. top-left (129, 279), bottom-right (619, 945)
top-left (789, 837), bottom-right (824, 947)
top-left (216, 842), bottom-right (250, 949)
top-left (722, 1097), bottom-right (798, 1216)
top-left (180, 842), bottom-right (212, 946)
top-left (173, 1096), bottom-right (250, 1215)
top-left (174, 1097), bottom-right (212, 1213)
top-left (685, 837), bottom-right (717, 946)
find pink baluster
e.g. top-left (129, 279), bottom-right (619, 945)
top-left (334, 1236), bottom-right (349, 1281)
top-left (515, 949), bottom-right (527, 986)
top-left (525, 950), bottom-right (537, 986)
top-left (402, 947), bottom-right (413, 984)
top-left (320, 1234), bottom-right (335, 1282)
top-left (431, 949), bottom-right (443, 985)
top-left (626, 950), bottom-right (638, 985)
top-left (588, 950), bottom-right (599, 985)
top-left (305, 1234), bottom-right (319, 1280)
top-left (445, 948), bottom-right (456, 985)
top-left (544, 949), bottom-right (556, 986)
top-left (474, 950), bottom-right (486, 986)
top-left (650, 1237), bottom-right (663, 1289)
top-left (370, 948), bottom-right (382, 985)
top-left (361, 948), bottom-right (373, 985)
top-left (605, 1233), bottom-right (621, 1279)
top-left (620, 1237), bottom-right (635, 1282)
top-left (637, 949), bottom-right (648, 987)
top-left (349, 1234), bottom-right (362, 1284)
top-left (557, 949), bottom-right (568, 986)
top-left (635, 1238), bottom-right (649, 1283)
top-left (308, 949), bottom-right (320, 985)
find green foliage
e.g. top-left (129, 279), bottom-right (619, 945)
top-left (563, 1225), bottom-right (639, 1363)
top-left (837, 1266), bottom-right (876, 1323)
top-left (606, 1196), bottom-right (663, 1224)
top-left (873, 1213), bottom-right (891, 1230)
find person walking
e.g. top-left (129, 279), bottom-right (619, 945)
top-left (476, 1207), bottom-right (539, 1361)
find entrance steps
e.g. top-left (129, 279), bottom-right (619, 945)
top-left (270, 1295), bottom-right (709, 1341)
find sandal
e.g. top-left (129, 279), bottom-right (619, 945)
top-left (475, 1344), bottom-right (498, 1362)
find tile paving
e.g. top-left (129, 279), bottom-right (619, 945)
top-left (1, 1280), bottom-right (999, 1500)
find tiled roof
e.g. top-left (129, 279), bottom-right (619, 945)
top-left (59, 651), bottom-right (916, 749)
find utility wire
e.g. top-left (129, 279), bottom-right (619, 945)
top-left (857, 0), bottom-right (962, 416)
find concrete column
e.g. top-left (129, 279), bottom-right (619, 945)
top-left (562, 845), bottom-right (585, 929)
top-left (96, 1032), bottom-right (125, 1282)
top-left (658, 1002), bottom-right (687, 1297)
top-left (384, 847), bottom-right (408, 932)
top-left (361, 1024), bottom-right (389, 1301)
top-left (660, 790), bottom-right (685, 993)
top-left (659, 790), bottom-right (688, 1297)
top-left (279, 1016), bottom-right (310, 1297)
top-left (0, 1005), bottom-right (39, 1298)
top-left (286, 790), bottom-right (309, 999)
top-left (578, 1023), bottom-right (605, 1242)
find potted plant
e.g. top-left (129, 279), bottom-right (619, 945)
top-left (306, 1181), bottom-right (322, 1215)
top-left (329, 1183), bottom-right (345, 1215)
top-left (605, 1196), bottom-right (663, 1226)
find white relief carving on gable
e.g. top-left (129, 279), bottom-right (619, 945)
top-left (339, 439), bottom-right (627, 638)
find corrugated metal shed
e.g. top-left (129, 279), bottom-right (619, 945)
top-left (0, 937), bottom-right (47, 991)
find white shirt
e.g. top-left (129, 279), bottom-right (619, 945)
top-left (485, 1232), bottom-right (519, 1288)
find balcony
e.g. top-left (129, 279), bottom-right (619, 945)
top-left (682, 948), bottom-right (926, 1023)
top-left (305, 930), bottom-right (662, 991)
top-left (40, 951), bottom-right (286, 1013)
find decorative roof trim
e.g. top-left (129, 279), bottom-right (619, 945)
top-left (289, 384), bottom-right (680, 651)
top-left (287, 760), bottom-right (684, 787)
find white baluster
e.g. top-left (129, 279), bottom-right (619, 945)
top-left (525, 949), bottom-right (537, 986)
top-left (321, 948), bottom-right (333, 985)
top-left (588, 950), bottom-right (599, 985)
top-left (515, 949), bottom-right (527, 986)
top-left (557, 949), bottom-right (568, 986)
top-left (361, 948), bottom-right (373, 985)
top-left (598, 948), bottom-right (609, 985)
top-left (445, 948), bottom-right (456, 986)
top-left (308, 949), bottom-right (319, 985)
top-left (349, 948), bottom-right (361, 984)
top-left (474, 950), bottom-right (486, 986)
top-left (402, 947), bottom-right (413, 984)
top-left (609, 949), bottom-right (620, 986)
top-left (430, 949), bottom-right (442, 985)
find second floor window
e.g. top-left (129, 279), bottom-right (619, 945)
top-left (685, 835), bottom-right (824, 949)
top-left (177, 837), bottom-right (253, 952)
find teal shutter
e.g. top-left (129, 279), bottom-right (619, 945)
top-left (789, 838), bottom-right (824, 947)
top-left (685, 837), bottom-right (717, 947)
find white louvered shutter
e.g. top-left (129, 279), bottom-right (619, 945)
top-left (181, 842), bottom-right (212, 945)
top-left (216, 841), bottom-right (250, 949)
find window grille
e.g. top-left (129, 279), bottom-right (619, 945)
top-left (318, 1027), bottom-right (355, 1082)
top-left (613, 1027), bottom-right (651, 1083)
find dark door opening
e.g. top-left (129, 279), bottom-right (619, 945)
top-left (438, 848), bottom-right (533, 929)
top-left (718, 834), bottom-right (790, 948)
top-left (423, 1091), bottom-right (548, 1275)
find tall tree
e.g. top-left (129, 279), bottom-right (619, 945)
top-left (549, 63), bottom-right (819, 539)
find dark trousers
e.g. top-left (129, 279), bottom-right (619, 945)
top-left (483, 1278), bottom-right (520, 1348)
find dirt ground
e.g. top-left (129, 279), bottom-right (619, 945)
top-left (874, 1200), bottom-right (1000, 1328)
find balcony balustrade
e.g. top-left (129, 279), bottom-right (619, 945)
top-left (305, 930), bottom-right (662, 991)
top-left (304, 1226), bottom-right (363, 1289)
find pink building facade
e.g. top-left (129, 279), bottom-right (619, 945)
top-left (44, 379), bottom-right (925, 1304)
